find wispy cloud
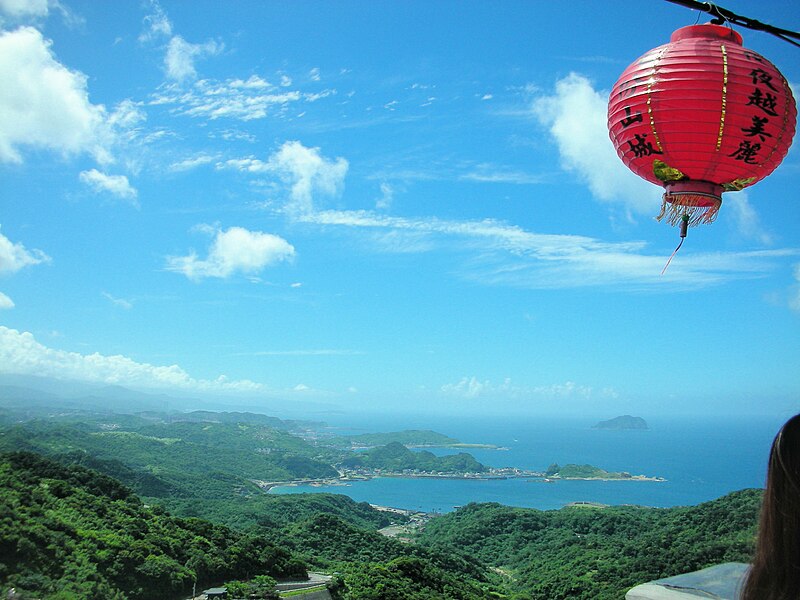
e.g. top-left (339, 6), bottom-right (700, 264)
top-left (0, 0), bottom-right (48, 18)
top-left (139, 0), bottom-right (172, 43)
top-left (375, 182), bottom-right (394, 210)
top-left (725, 191), bottom-right (773, 245)
top-left (102, 291), bottom-right (133, 310)
top-left (460, 164), bottom-right (545, 185)
top-left (789, 263), bottom-right (800, 313)
top-left (235, 349), bottom-right (364, 356)
top-left (0, 228), bottom-right (50, 274)
top-left (222, 137), bottom-right (794, 290)
top-left (298, 208), bottom-right (798, 289)
top-left (79, 169), bottom-right (138, 204)
top-left (441, 376), bottom-right (617, 401)
top-left (221, 141), bottom-right (348, 214)
top-left (164, 35), bottom-right (223, 82)
top-left (0, 291), bottom-right (14, 310)
top-left (139, 1), bottom-right (222, 83)
top-left (169, 153), bottom-right (217, 172)
top-left (151, 79), bottom-right (305, 121)
top-left (166, 225), bottom-right (295, 280)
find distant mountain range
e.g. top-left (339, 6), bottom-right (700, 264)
top-left (0, 373), bottom-right (339, 419)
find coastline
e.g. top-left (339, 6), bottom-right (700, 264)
top-left (258, 469), bottom-right (666, 493)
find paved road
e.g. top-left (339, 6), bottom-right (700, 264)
top-left (280, 590), bottom-right (332, 600)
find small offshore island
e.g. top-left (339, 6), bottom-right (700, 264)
top-left (593, 415), bottom-right (649, 430)
top-left (542, 463), bottom-right (665, 482)
top-left (261, 431), bottom-right (665, 491)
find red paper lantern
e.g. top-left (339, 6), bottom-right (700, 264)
top-left (608, 24), bottom-right (797, 227)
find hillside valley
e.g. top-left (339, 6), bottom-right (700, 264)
top-left (0, 400), bottom-right (761, 600)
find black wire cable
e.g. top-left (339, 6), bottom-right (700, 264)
top-left (664, 0), bottom-right (800, 47)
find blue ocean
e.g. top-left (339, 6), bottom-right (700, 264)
top-left (272, 413), bottom-right (787, 513)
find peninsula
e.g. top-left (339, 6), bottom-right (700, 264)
top-left (543, 463), bottom-right (664, 482)
top-left (329, 429), bottom-right (502, 450)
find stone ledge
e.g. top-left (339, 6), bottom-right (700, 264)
top-left (626, 562), bottom-right (749, 599)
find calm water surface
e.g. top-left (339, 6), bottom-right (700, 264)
top-left (272, 414), bottom-right (785, 513)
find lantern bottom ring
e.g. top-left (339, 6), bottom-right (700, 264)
top-left (657, 181), bottom-right (723, 227)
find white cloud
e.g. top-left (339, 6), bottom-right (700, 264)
top-left (531, 74), bottom-right (780, 241)
top-left (309, 67), bottom-right (320, 81)
top-left (265, 141), bottom-right (348, 214)
top-left (108, 99), bottom-right (146, 129)
top-left (441, 376), bottom-right (500, 398)
top-left (531, 73), bottom-right (659, 217)
top-left (0, 27), bottom-right (110, 164)
top-left (0, 325), bottom-right (266, 393)
top-left (461, 164), bottom-right (544, 185)
top-left (151, 79), bottom-right (303, 121)
top-left (213, 129), bottom-right (257, 143)
top-left (169, 153), bottom-right (216, 172)
top-left (166, 225), bottom-right (295, 280)
top-left (139, 0), bottom-right (172, 42)
top-left (165, 35), bottom-right (222, 82)
top-left (441, 376), bottom-right (610, 401)
top-left (102, 291), bottom-right (133, 310)
top-left (79, 169), bottom-right (138, 204)
top-left (0, 228), bottom-right (50, 274)
top-left (0, 0), bottom-right (48, 18)
top-left (238, 349), bottom-right (363, 356)
top-left (300, 208), bottom-right (799, 289)
top-left (0, 292), bottom-right (14, 309)
top-left (789, 263), bottom-right (800, 313)
top-left (376, 182), bottom-right (394, 210)
top-left (725, 191), bottom-right (773, 245)
top-left (223, 141), bottom-right (348, 214)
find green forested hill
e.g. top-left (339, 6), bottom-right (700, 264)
top-left (282, 514), bottom-right (503, 599)
top-left (159, 492), bottom-right (399, 533)
top-left (1, 451), bottom-right (503, 600)
top-left (341, 441), bottom-right (488, 473)
top-left (0, 419), bottom-right (339, 499)
top-left (417, 490), bottom-right (761, 600)
top-left (0, 451), bottom-right (306, 600)
top-left (0, 408), bottom-right (764, 600)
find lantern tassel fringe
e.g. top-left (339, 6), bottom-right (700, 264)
top-left (656, 195), bottom-right (721, 227)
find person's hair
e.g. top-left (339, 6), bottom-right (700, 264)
top-left (741, 413), bottom-right (800, 600)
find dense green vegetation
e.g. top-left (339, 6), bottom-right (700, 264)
top-left (342, 442), bottom-right (488, 473)
top-left (544, 463), bottom-right (634, 479)
top-left (158, 492), bottom-right (399, 533)
top-left (418, 490), bottom-right (760, 600)
top-left (0, 451), bottom-right (306, 599)
top-left (0, 404), bottom-right (763, 600)
top-left (0, 418), bottom-right (339, 500)
top-left (328, 556), bottom-right (504, 600)
top-left (0, 450), bottom-right (503, 600)
top-left (282, 514), bottom-right (501, 599)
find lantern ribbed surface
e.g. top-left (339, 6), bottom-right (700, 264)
top-left (608, 24), bottom-right (797, 226)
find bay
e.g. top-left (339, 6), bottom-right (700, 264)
top-left (271, 413), bottom-right (785, 513)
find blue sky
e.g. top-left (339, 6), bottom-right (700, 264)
top-left (1, 0), bottom-right (798, 419)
